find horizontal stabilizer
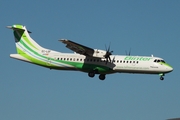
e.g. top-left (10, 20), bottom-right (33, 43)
top-left (10, 54), bottom-right (31, 62)
top-left (6, 25), bottom-right (32, 33)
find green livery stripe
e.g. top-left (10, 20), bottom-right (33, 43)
top-left (14, 30), bottom-right (38, 50)
top-left (19, 40), bottom-right (44, 58)
top-left (17, 48), bottom-right (58, 68)
top-left (22, 33), bottom-right (38, 50)
top-left (14, 25), bottom-right (23, 29)
top-left (56, 60), bottom-right (112, 73)
top-left (17, 36), bottom-right (106, 71)
top-left (12, 24), bottom-right (113, 73)
top-left (159, 62), bottom-right (172, 68)
top-left (16, 46), bottom-right (25, 54)
top-left (17, 45), bottom-right (112, 73)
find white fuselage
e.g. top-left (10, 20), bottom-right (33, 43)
top-left (41, 51), bottom-right (172, 74)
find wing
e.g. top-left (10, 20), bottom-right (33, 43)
top-left (59, 39), bottom-right (94, 56)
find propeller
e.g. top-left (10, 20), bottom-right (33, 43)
top-left (112, 56), bottom-right (115, 63)
top-left (104, 43), bottom-right (113, 64)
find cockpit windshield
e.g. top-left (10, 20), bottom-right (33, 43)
top-left (154, 59), bottom-right (166, 63)
top-left (161, 60), bottom-right (166, 63)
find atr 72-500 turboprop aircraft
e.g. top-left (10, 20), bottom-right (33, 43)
top-left (8, 24), bottom-right (173, 80)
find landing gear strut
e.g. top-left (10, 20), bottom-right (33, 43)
top-left (159, 73), bottom-right (165, 80)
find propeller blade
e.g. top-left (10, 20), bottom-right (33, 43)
top-left (108, 56), bottom-right (111, 62)
top-left (105, 44), bottom-right (107, 51)
top-left (105, 59), bottom-right (108, 64)
top-left (112, 56), bottom-right (115, 63)
top-left (125, 48), bottom-right (131, 56)
top-left (104, 42), bottom-right (114, 64)
top-left (129, 48), bottom-right (131, 56)
top-left (107, 43), bottom-right (111, 52)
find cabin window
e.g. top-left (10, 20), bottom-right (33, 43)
top-left (123, 61), bottom-right (125, 63)
top-left (133, 61), bottom-right (135, 63)
top-left (94, 59), bottom-right (96, 62)
top-left (126, 61), bottom-right (128, 63)
top-left (137, 61), bottom-right (139, 64)
top-left (80, 59), bottom-right (82, 61)
top-left (77, 59), bottom-right (79, 61)
top-left (64, 58), bottom-right (66, 60)
top-left (67, 58), bottom-right (69, 61)
top-left (70, 58), bottom-right (72, 61)
top-left (130, 61), bottom-right (132, 63)
top-left (73, 58), bottom-right (75, 61)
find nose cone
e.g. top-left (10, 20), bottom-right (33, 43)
top-left (169, 67), bottom-right (173, 72)
top-left (169, 66), bottom-right (173, 72)
top-left (166, 65), bottom-right (173, 73)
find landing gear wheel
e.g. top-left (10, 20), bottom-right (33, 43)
top-left (99, 74), bottom-right (106, 80)
top-left (88, 72), bottom-right (95, 78)
top-left (160, 76), bottom-right (164, 80)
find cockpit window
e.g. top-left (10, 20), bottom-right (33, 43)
top-left (161, 60), bottom-right (166, 63)
top-left (154, 59), bottom-right (166, 63)
top-left (157, 60), bottom-right (161, 62)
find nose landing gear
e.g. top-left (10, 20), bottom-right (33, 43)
top-left (160, 76), bottom-right (164, 80)
top-left (159, 73), bottom-right (165, 80)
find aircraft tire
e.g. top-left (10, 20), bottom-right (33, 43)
top-left (88, 72), bottom-right (95, 78)
top-left (160, 76), bottom-right (164, 80)
top-left (99, 74), bottom-right (106, 80)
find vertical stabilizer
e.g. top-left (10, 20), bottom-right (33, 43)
top-left (7, 24), bottom-right (44, 54)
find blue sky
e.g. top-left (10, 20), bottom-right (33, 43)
top-left (1, 0), bottom-right (180, 120)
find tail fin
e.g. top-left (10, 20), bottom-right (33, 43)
top-left (7, 24), bottom-right (43, 54)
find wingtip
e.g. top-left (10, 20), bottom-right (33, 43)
top-left (60, 39), bottom-right (67, 40)
top-left (6, 26), bottom-right (12, 29)
top-left (59, 39), bottom-right (64, 41)
top-left (59, 39), bottom-right (69, 42)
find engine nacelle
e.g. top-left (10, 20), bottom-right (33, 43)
top-left (92, 49), bottom-right (107, 58)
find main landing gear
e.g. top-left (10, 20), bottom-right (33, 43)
top-left (88, 71), bottom-right (106, 80)
top-left (88, 72), bottom-right (95, 78)
top-left (99, 74), bottom-right (106, 80)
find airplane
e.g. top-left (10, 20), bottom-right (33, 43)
top-left (7, 24), bottom-right (173, 80)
